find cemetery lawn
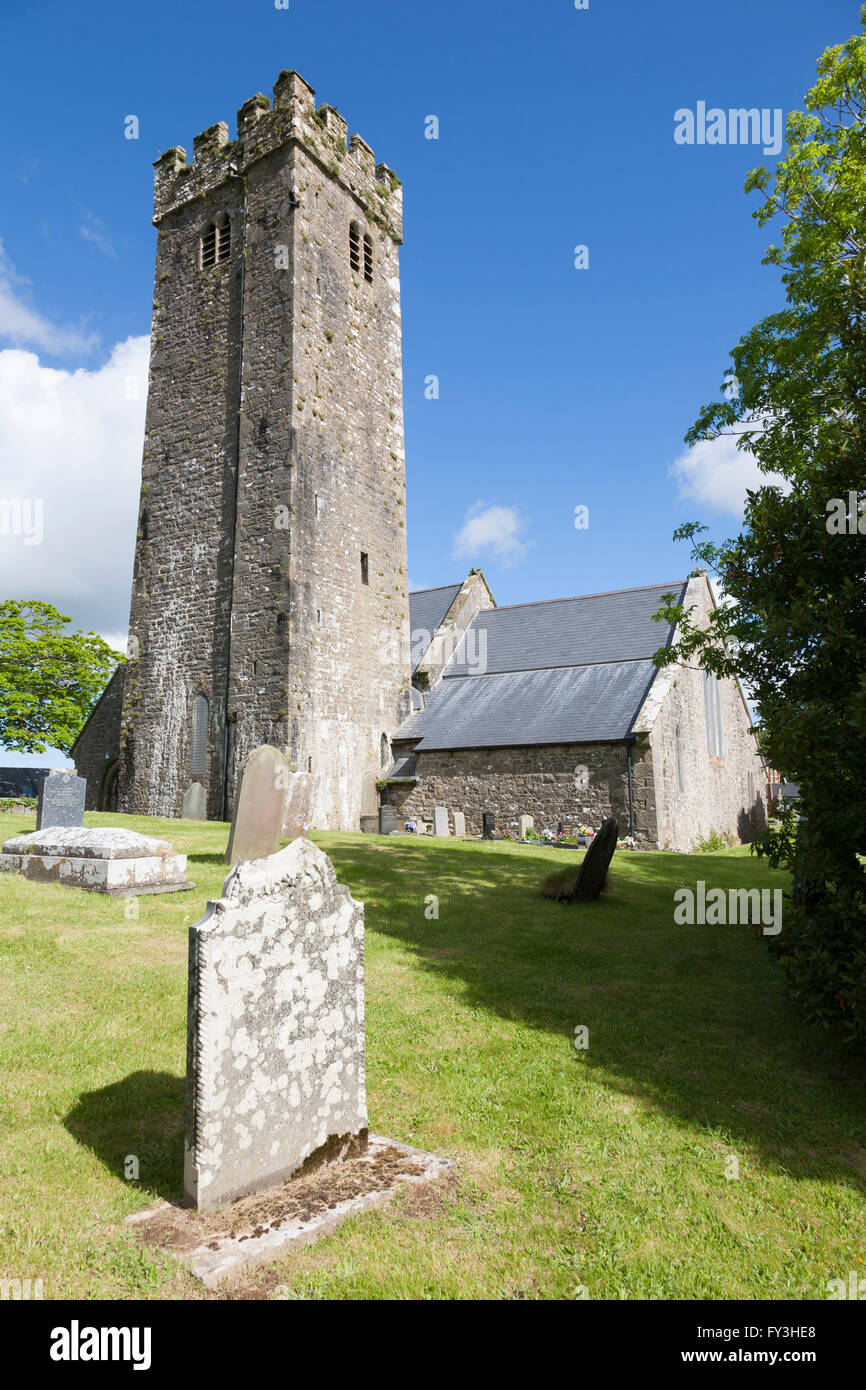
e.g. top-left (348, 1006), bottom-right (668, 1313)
top-left (1, 812), bottom-right (864, 1302)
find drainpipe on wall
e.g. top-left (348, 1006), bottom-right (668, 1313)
top-left (625, 737), bottom-right (635, 839)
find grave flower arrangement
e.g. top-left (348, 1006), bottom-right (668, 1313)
top-left (405, 820), bottom-right (417, 833)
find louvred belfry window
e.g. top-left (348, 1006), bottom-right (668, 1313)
top-left (349, 222), bottom-right (361, 273)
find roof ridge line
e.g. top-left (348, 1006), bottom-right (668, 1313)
top-left (471, 580), bottom-right (686, 614)
top-left (442, 655), bottom-right (658, 678)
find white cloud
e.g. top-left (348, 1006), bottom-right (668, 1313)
top-left (452, 502), bottom-right (530, 568)
top-left (80, 213), bottom-right (116, 260)
top-left (0, 240), bottom-right (99, 356)
top-left (671, 431), bottom-right (787, 516)
top-left (0, 336), bottom-right (149, 634)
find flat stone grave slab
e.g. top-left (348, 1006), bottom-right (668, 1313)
top-left (128, 1134), bottom-right (455, 1289)
top-left (0, 827), bottom-right (195, 895)
top-left (36, 771), bottom-right (86, 830)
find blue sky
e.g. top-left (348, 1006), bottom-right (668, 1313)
top-left (0, 0), bottom-right (858, 765)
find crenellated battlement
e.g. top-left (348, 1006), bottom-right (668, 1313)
top-left (153, 69), bottom-right (402, 242)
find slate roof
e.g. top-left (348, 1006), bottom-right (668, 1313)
top-left (408, 584), bottom-right (462, 672)
top-left (396, 580), bottom-right (686, 750)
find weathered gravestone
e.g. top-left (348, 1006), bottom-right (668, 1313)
top-left (378, 804), bottom-right (400, 835)
top-left (519, 814), bottom-right (534, 841)
top-left (433, 806), bottom-right (449, 837)
top-left (182, 782), bottom-right (206, 822)
top-left (36, 771), bottom-right (86, 831)
top-left (571, 817), bottom-right (619, 902)
top-left (482, 811), bottom-right (496, 840)
top-left (282, 769), bottom-right (316, 838)
top-left (184, 838), bottom-right (367, 1211)
top-left (452, 810), bottom-right (466, 838)
top-left (225, 745), bottom-right (289, 866)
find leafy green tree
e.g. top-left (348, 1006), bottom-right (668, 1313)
top-left (0, 600), bottom-right (124, 756)
top-left (655, 15), bottom-right (866, 1039)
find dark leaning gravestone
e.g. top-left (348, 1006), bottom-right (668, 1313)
top-left (542, 817), bottom-right (619, 903)
top-left (36, 771), bottom-right (86, 830)
top-left (570, 817), bottom-right (619, 902)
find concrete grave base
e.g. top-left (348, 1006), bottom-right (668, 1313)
top-left (127, 1134), bottom-right (455, 1289)
top-left (0, 827), bottom-right (194, 895)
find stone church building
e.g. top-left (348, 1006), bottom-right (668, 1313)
top-left (72, 70), bottom-right (768, 852)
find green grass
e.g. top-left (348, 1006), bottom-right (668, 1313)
top-left (0, 811), bottom-right (864, 1300)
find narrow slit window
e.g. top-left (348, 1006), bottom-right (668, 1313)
top-left (349, 222), bottom-right (360, 273)
top-left (363, 233), bottom-right (373, 283)
top-left (703, 671), bottom-right (713, 755)
top-left (703, 672), bottom-right (724, 758)
top-left (191, 695), bottom-right (209, 775)
top-left (675, 722), bottom-right (685, 792)
top-left (360, 551), bottom-right (369, 585)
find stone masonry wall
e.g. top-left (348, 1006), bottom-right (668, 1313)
top-left (414, 569), bottom-right (496, 689)
top-left (118, 71), bottom-right (410, 829)
top-left (72, 667), bottom-right (125, 810)
top-left (637, 574), bottom-right (768, 851)
top-left (388, 740), bottom-right (658, 845)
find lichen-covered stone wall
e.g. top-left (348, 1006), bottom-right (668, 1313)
top-left (643, 575), bottom-right (768, 851)
top-left (72, 667), bottom-right (125, 810)
top-left (118, 70), bottom-right (410, 829)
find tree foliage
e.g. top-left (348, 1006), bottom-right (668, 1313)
top-left (0, 600), bottom-right (124, 756)
top-left (655, 15), bottom-right (866, 1039)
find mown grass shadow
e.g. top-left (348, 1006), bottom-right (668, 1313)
top-left (64, 1069), bottom-right (185, 1202)
top-left (323, 836), bottom-right (866, 1197)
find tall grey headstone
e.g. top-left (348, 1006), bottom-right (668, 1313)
top-left (452, 811), bottom-right (466, 838)
top-left (225, 745), bottom-right (289, 866)
top-left (433, 806), bottom-right (449, 837)
top-left (182, 782), bottom-right (206, 821)
top-left (184, 838), bottom-right (367, 1212)
top-left (482, 812), bottom-right (496, 840)
top-left (36, 771), bottom-right (86, 830)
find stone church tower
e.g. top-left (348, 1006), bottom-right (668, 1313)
top-left (117, 70), bottom-right (410, 830)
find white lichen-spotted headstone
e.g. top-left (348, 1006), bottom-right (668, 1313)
top-left (184, 838), bottom-right (366, 1212)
